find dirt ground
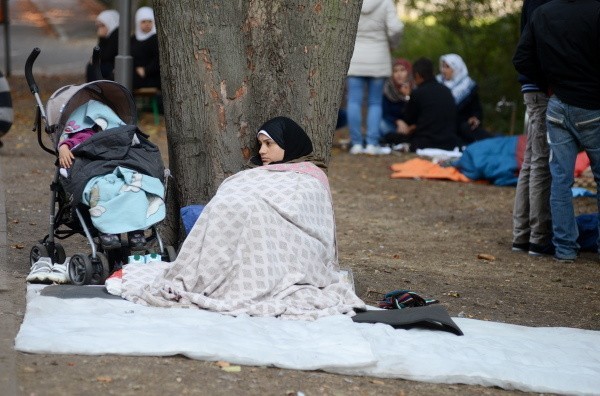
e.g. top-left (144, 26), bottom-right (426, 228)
top-left (2, 74), bottom-right (599, 395)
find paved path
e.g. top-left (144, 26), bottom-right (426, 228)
top-left (0, 0), bottom-right (100, 76)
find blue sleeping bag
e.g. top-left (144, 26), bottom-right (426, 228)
top-left (454, 136), bottom-right (520, 186)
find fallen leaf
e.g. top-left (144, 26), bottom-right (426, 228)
top-left (22, 366), bottom-right (36, 373)
top-left (11, 244), bottom-right (25, 249)
top-left (446, 291), bottom-right (460, 298)
top-left (370, 379), bottom-right (385, 385)
top-left (477, 253), bottom-right (495, 261)
top-left (12, 219), bottom-right (19, 223)
top-left (67, 362), bottom-right (75, 366)
top-left (215, 361), bottom-right (230, 368)
top-left (221, 365), bottom-right (241, 373)
top-left (96, 376), bottom-right (112, 383)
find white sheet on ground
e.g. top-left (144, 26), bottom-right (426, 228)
top-left (15, 285), bottom-right (600, 395)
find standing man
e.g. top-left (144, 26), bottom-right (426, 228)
top-left (513, 0), bottom-right (600, 262)
top-left (511, 0), bottom-right (553, 257)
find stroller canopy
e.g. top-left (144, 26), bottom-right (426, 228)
top-left (46, 80), bottom-right (137, 135)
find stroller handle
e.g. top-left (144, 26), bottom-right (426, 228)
top-left (25, 48), bottom-right (41, 94)
top-left (91, 46), bottom-right (103, 80)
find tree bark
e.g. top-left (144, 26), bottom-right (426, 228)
top-left (153, 0), bottom-right (361, 244)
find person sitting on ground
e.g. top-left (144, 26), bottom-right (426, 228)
top-left (86, 9), bottom-right (119, 82)
top-left (382, 57), bottom-right (461, 152)
top-left (437, 54), bottom-right (493, 145)
top-left (379, 58), bottom-right (413, 141)
top-left (57, 100), bottom-right (164, 250)
top-left (131, 7), bottom-right (161, 90)
top-left (112, 116), bottom-right (366, 320)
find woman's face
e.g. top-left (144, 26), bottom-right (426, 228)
top-left (392, 64), bottom-right (409, 86)
top-left (440, 61), bottom-right (454, 80)
top-left (96, 22), bottom-right (108, 38)
top-left (140, 19), bottom-right (154, 34)
top-left (258, 134), bottom-right (284, 165)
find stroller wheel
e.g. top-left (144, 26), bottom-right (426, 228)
top-left (29, 243), bottom-right (66, 267)
top-left (163, 245), bottom-right (177, 263)
top-left (68, 254), bottom-right (93, 285)
top-left (89, 252), bottom-right (110, 285)
top-left (29, 244), bottom-right (48, 268)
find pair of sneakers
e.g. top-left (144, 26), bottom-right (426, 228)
top-left (26, 257), bottom-right (69, 284)
top-left (512, 242), bottom-right (555, 257)
top-left (349, 144), bottom-right (391, 155)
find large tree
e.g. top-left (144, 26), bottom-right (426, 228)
top-left (153, 1), bottom-right (362, 244)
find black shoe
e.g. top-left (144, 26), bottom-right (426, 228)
top-left (99, 233), bottom-right (121, 250)
top-left (511, 242), bottom-right (529, 252)
top-left (528, 243), bottom-right (555, 257)
top-left (128, 231), bottom-right (147, 249)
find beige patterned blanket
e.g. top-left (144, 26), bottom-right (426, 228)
top-left (120, 163), bottom-right (365, 320)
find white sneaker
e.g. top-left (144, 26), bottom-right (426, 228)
top-left (47, 263), bottom-right (70, 284)
top-left (26, 258), bottom-right (54, 283)
top-left (349, 144), bottom-right (364, 155)
top-left (392, 143), bottom-right (410, 152)
top-left (364, 144), bottom-right (392, 155)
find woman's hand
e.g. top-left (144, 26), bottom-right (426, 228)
top-left (135, 67), bottom-right (146, 78)
top-left (58, 145), bottom-right (74, 168)
top-left (468, 116), bottom-right (481, 130)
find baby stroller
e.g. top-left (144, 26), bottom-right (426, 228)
top-left (25, 47), bottom-right (176, 286)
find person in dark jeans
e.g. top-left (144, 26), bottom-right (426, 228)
top-left (513, 0), bottom-right (600, 262)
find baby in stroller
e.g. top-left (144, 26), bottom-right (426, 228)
top-left (57, 98), bottom-right (161, 250)
top-left (25, 68), bottom-right (174, 286)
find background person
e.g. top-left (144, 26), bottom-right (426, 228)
top-left (511, 0), bottom-right (553, 257)
top-left (346, 0), bottom-right (403, 155)
top-left (513, 0), bottom-right (600, 263)
top-left (86, 10), bottom-right (119, 82)
top-left (131, 7), bottom-right (161, 90)
top-left (380, 58), bottom-right (413, 141)
top-left (382, 57), bottom-right (460, 152)
top-left (437, 53), bottom-right (493, 145)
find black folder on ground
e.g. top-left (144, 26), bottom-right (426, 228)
top-left (352, 305), bottom-right (464, 336)
top-left (40, 284), bottom-right (122, 299)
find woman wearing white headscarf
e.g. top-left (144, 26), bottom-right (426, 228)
top-left (131, 7), bottom-right (161, 90)
top-left (86, 9), bottom-right (120, 81)
top-left (437, 53), bottom-right (493, 144)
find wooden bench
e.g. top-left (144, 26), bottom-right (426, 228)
top-left (133, 87), bottom-right (161, 125)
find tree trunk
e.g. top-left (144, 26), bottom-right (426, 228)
top-left (154, 0), bottom-right (362, 245)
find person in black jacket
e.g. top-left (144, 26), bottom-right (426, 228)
top-left (86, 10), bottom-right (119, 82)
top-left (511, 0), bottom-right (553, 257)
top-left (131, 7), bottom-right (161, 90)
top-left (513, 0), bottom-right (600, 263)
top-left (382, 57), bottom-right (460, 152)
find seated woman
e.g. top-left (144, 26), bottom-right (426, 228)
top-left (437, 54), bottom-right (493, 145)
top-left (380, 58), bottom-right (413, 142)
top-left (131, 7), bottom-right (161, 90)
top-left (113, 116), bottom-right (366, 320)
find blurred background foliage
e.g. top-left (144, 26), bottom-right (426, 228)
top-left (398, 0), bottom-right (524, 135)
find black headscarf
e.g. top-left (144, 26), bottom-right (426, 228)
top-left (251, 116), bottom-right (313, 165)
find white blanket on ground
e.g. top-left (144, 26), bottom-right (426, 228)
top-left (15, 285), bottom-right (600, 396)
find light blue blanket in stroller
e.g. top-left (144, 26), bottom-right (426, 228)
top-left (82, 166), bottom-right (165, 234)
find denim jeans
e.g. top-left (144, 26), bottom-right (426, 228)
top-left (346, 76), bottom-right (385, 146)
top-left (546, 96), bottom-right (600, 259)
top-left (513, 92), bottom-right (551, 246)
